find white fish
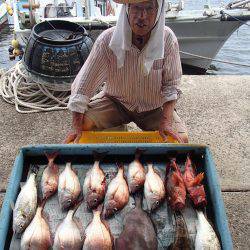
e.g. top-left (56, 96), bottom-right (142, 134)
top-left (127, 149), bottom-right (146, 194)
top-left (53, 207), bottom-right (84, 249)
top-left (83, 209), bottom-right (113, 250)
top-left (144, 163), bottom-right (165, 211)
top-left (21, 202), bottom-right (52, 250)
top-left (12, 168), bottom-right (38, 234)
top-left (58, 162), bottom-right (81, 210)
top-left (195, 211), bottom-right (221, 250)
top-left (102, 164), bottom-right (129, 218)
top-left (83, 159), bottom-right (106, 210)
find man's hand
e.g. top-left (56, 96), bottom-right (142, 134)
top-left (159, 117), bottom-right (183, 143)
top-left (159, 100), bottom-right (183, 143)
top-left (63, 112), bottom-right (84, 144)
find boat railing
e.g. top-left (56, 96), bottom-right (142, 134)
top-left (226, 0), bottom-right (250, 9)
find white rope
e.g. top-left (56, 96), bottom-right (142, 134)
top-left (0, 61), bottom-right (72, 113)
top-left (180, 50), bottom-right (250, 67)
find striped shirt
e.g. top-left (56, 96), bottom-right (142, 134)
top-left (68, 26), bottom-right (182, 113)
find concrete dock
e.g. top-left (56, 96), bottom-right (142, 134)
top-left (0, 75), bottom-right (249, 249)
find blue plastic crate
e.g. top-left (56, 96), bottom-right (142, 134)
top-left (0, 144), bottom-right (233, 249)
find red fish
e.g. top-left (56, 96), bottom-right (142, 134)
top-left (41, 152), bottom-right (59, 199)
top-left (165, 159), bottom-right (186, 211)
top-left (183, 157), bottom-right (207, 208)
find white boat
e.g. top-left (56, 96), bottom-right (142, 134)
top-left (0, 2), bottom-right (8, 28)
top-left (11, 0), bottom-right (250, 73)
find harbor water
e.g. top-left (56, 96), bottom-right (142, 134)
top-left (0, 0), bottom-right (249, 74)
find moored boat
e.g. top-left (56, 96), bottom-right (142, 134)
top-left (0, 2), bottom-right (8, 28)
top-left (10, 0), bottom-right (250, 73)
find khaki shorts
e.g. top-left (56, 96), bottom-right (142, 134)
top-left (85, 94), bottom-right (188, 138)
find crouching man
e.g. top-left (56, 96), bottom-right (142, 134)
top-left (65, 0), bottom-right (188, 143)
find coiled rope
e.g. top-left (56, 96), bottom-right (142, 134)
top-left (0, 61), bottom-right (71, 113)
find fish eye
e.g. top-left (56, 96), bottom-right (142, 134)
top-left (67, 200), bottom-right (72, 204)
top-left (155, 201), bottom-right (159, 205)
top-left (94, 199), bottom-right (97, 203)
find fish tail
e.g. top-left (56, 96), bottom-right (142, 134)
top-left (135, 148), bottom-right (146, 160)
top-left (93, 151), bottom-right (108, 162)
top-left (133, 192), bottom-right (143, 208)
top-left (45, 151), bottom-right (59, 165)
top-left (185, 156), bottom-right (192, 171)
top-left (30, 165), bottom-right (39, 175)
top-left (65, 162), bottom-right (72, 169)
top-left (37, 197), bottom-right (47, 211)
top-left (94, 203), bottom-right (104, 213)
top-left (174, 211), bottom-right (191, 244)
top-left (170, 158), bottom-right (178, 171)
top-left (147, 162), bottom-right (154, 172)
top-left (116, 162), bottom-right (124, 171)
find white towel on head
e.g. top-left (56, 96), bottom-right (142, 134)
top-left (109, 0), bottom-right (165, 75)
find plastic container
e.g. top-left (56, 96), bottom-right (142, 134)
top-left (0, 144), bottom-right (233, 249)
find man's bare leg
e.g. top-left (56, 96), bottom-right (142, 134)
top-left (82, 116), bottom-right (96, 131)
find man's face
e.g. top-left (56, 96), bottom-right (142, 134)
top-left (128, 0), bottom-right (158, 36)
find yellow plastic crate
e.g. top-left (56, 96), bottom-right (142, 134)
top-left (78, 131), bottom-right (178, 144)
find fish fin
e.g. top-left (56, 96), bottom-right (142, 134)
top-left (43, 210), bottom-right (50, 224)
top-left (93, 150), bottom-right (108, 161)
top-left (73, 216), bottom-right (85, 241)
top-left (175, 161), bottom-right (183, 176)
top-left (10, 201), bottom-right (15, 210)
top-left (135, 148), bottom-right (146, 160)
top-left (165, 161), bottom-right (172, 178)
top-left (72, 195), bottom-right (84, 214)
top-left (101, 176), bottom-right (106, 187)
top-left (72, 167), bottom-right (78, 175)
top-left (191, 173), bottom-right (204, 186)
top-left (154, 167), bottom-right (161, 176)
top-left (172, 172), bottom-right (184, 185)
top-left (102, 219), bottom-right (113, 244)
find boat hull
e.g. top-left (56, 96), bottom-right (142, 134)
top-left (0, 4), bottom-right (8, 28)
top-left (167, 19), bottom-right (241, 72)
top-left (15, 18), bottom-right (242, 74)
